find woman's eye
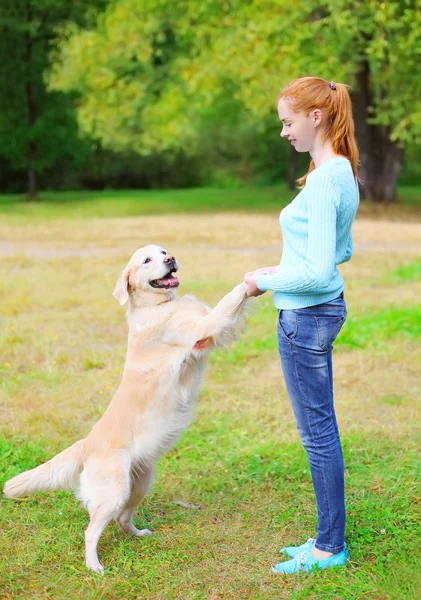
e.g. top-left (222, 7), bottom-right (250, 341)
top-left (143, 258), bottom-right (151, 264)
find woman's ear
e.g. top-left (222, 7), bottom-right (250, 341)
top-left (112, 269), bottom-right (133, 305)
top-left (312, 109), bottom-right (322, 127)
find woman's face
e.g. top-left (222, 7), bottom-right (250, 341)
top-left (277, 98), bottom-right (320, 153)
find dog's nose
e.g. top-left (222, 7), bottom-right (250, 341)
top-left (163, 256), bottom-right (175, 264)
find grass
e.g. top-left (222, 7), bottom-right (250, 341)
top-left (383, 257), bottom-right (421, 283)
top-left (0, 184), bottom-right (420, 221)
top-left (0, 187), bottom-right (296, 221)
top-left (0, 191), bottom-right (421, 599)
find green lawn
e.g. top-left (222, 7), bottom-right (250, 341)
top-left (0, 187), bottom-right (296, 220)
top-left (0, 184), bottom-right (420, 221)
top-left (0, 193), bottom-right (420, 599)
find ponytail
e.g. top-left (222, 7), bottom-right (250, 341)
top-left (279, 77), bottom-right (359, 187)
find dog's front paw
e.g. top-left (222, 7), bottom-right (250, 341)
top-left (233, 282), bottom-right (249, 308)
top-left (234, 282), bottom-right (247, 295)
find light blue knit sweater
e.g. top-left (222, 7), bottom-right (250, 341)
top-left (256, 157), bottom-right (359, 309)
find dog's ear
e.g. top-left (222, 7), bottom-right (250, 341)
top-left (112, 269), bottom-right (133, 306)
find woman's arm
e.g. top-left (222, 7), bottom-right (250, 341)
top-left (255, 171), bottom-right (339, 293)
top-left (338, 234), bottom-right (352, 264)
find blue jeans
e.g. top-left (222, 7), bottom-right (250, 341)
top-left (277, 293), bottom-right (347, 554)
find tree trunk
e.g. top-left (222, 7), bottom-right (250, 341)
top-left (353, 60), bottom-right (403, 202)
top-left (25, 2), bottom-right (38, 201)
top-left (27, 164), bottom-right (37, 200)
top-left (287, 145), bottom-right (298, 189)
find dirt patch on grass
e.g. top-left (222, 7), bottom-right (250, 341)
top-left (0, 216), bottom-right (421, 258)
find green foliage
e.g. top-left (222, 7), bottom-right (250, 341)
top-left (0, 0), bottom-right (106, 194)
top-left (51, 0), bottom-right (421, 155)
top-left (1, 0), bottom-right (420, 194)
top-left (400, 144), bottom-right (421, 185)
top-left (50, 0), bottom-right (197, 154)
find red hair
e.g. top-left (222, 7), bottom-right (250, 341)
top-left (279, 77), bottom-right (359, 187)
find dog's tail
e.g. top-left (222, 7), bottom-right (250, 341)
top-left (3, 440), bottom-right (85, 498)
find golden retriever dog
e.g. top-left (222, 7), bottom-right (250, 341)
top-left (4, 245), bottom-right (248, 574)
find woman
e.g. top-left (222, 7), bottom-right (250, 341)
top-left (244, 77), bottom-right (359, 574)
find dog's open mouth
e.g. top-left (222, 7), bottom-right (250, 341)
top-left (150, 269), bottom-right (179, 289)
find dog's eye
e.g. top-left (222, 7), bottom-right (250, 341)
top-left (143, 258), bottom-right (152, 264)
top-left (161, 251), bottom-right (167, 255)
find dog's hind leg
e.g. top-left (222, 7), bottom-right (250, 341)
top-left (80, 457), bottom-right (131, 575)
top-left (116, 466), bottom-right (155, 537)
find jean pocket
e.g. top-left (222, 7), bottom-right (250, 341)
top-left (315, 315), bottom-right (345, 351)
top-left (278, 310), bottom-right (299, 342)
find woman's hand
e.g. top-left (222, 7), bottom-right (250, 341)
top-left (244, 265), bottom-right (277, 297)
top-left (245, 265), bottom-right (278, 278)
top-left (244, 274), bottom-right (265, 297)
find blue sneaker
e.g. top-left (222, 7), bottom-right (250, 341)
top-left (280, 538), bottom-right (315, 558)
top-left (280, 539), bottom-right (347, 559)
top-left (272, 546), bottom-right (348, 574)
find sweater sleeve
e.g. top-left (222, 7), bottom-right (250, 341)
top-left (255, 171), bottom-right (339, 293)
top-left (338, 233), bottom-right (353, 264)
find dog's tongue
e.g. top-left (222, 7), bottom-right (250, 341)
top-left (156, 275), bottom-right (179, 286)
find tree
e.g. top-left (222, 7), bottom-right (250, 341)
top-left (50, 0), bottom-right (200, 156)
top-left (317, 0), bottom-right (421, 200)
top-left (0, 0), bottom-right (106, 199)
top-left (51, 0), bottom-right (421, 201)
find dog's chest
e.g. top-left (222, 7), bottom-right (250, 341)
top-left (131, 356), bottom-right (207, 463)
top-left (176, 356), bottom-right (207, 408)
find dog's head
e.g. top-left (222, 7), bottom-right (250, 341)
top-left (113, 245), bottom-right (179, 307)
